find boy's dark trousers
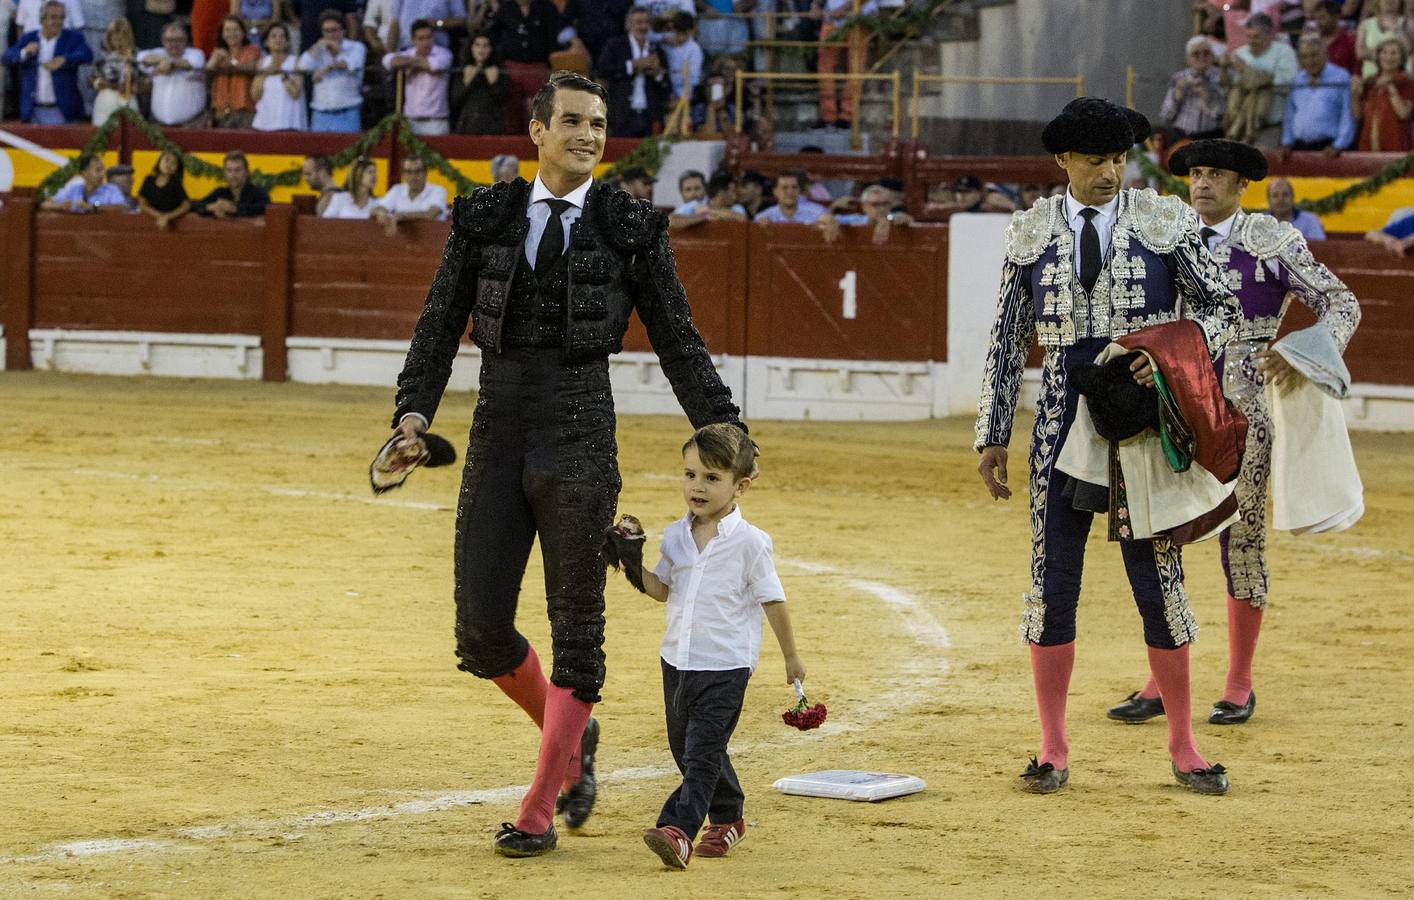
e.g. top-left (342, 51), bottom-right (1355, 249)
top-left (658, 659), bottom-right (751, 838)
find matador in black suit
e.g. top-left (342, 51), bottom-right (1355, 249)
top-left (387, 72), bottom-right (744, 858)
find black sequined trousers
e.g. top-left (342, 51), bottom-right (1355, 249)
top-left (452, 347), bottom-right (621, 704)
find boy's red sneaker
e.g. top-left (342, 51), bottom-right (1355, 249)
top-left (694, 819), bottom-right (746, 858)
top-left (642, 825), bottom-right (693, 869)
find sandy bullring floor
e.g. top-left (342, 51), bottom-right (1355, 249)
top-left (2, 372), bottom-right (1411, 898)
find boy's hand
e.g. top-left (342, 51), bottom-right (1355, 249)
top-left (783, 654), bottom-right (806, 684)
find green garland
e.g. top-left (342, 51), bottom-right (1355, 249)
top-left (828, 0), bottom-right (958, 44)
top-left (37, 109), bottom-right (484, 199)
top-left (600, 133), bottom-right (682, 182)
top-left (1131, 144), bottom-right (1414, 215)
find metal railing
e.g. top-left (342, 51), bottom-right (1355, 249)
top-left (909, 72), bottom-right (1085, 139)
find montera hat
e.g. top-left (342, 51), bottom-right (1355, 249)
top-left (1042, 97), bottom-right (1152, 155)
top-left (1168, 138), bottom-right (1269, 181)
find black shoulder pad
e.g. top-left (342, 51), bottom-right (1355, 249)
top-left (591, 182), bottom-right (667, 252)
top-left (454, 179), bottom-right (530, 238)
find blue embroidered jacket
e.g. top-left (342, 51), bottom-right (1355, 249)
top-left (974, 189), bottom-right (1240, 451)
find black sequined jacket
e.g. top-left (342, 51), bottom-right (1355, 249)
top-left (392, 178), bottom-right (743, 431)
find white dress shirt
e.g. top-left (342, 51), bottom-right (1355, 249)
top-left (524, 173), bottom-right (591, 266)
top-left (374, 181), bottom-right (448, 218)
top-left (1063, 188), bottom-right (1119, 273)
top-left (35, 31), bottom-right (57, 104)
top-left (653, 507), bottom-right (786, 673)
top-left (142, 46), bottom-right (207, 125)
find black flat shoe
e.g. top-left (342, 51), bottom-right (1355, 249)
top-left (561, 717), bottom-right (599, 828)
top-left (494, 822), bottom-right (558, 857)
top-left (1019, 757), bottom-right (1069, 794)
top-left (1107, 691), bottom-right (1166, 723)
top-left (1173, 763), bottom-right (1229, 796)
top-left (1209, 691), bottom-right (1255, 725)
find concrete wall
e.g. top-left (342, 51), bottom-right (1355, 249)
top-left (920, 0), bottom-right (1193, 154)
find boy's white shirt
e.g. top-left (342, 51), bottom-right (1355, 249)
top-left (653, 505), bottom-right (785, 673)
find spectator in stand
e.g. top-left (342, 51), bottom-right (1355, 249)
top-left (735, 169), bottom-right (769, 217)
top-left (675, 169), bottom-right (705, 205)
top-left (695, 0), bottom-right (747, 56)
top-left (1226, 12), bottom-right (1299, 145)
top-left (1282, 32), bottom-right (1356, 153)
top-left (41, 153), bottom-right (126, 211)
top-left (490, 0), bottom-right (558, 130)
top-left (195, 150), bottom-right (270, 218)
top-left (618, 165), bottom-right (657, 200)
top-left (90, 16), bottom-right (141, 124)
top-left (1355, 0), bottom-right (1404, 77)
top-left (140, 21), bottom-right (207, 127)
top-left (597, 6), bottom-right (671, 137)
top-left (299, 10), bottom-right (365, 131)
top-left (690, 54), bottom-right (738, 137)
top-left (76, 0), bottom-right (119, 114)
top-left (1353, 37), bottom-right (1414, 150)
top-left (753, 169), bottom-right (826, 223)
top-left (385, 18), bottom-right (453, 134)
top-left (1018, 182), bottom-right (1044, 209)
top-left (490, 153), bottom-right (520, 182)
top-left (138, 146), bottom-right (189, 229)
top-left (661, 11), bottom-right (701, 109)
top-left (452, 31), bottom-right (510, 134)
top-left (105, 162), bottom-right (136, 210)
top-left (4, 2), bottom-right (93, 124)
top-left (301, 0), bottom-right (358, 53)
top-left (372, 155), bottom-right (447, 235)
top-left (952, 173), bottom-right (984, 212)
top-left (239, 0), bottom-right (297, 47)
top-left (815, 0), bottom-right (875, 129)
top-left (1159, 35), bottom-right (1226, 140)
top-left (1310, 0), bottom-right (1358, 73)
top-left (321, 156), bottom-right (380, 218)
top-left (250, 21), bottom-right (306, 129)
top-left (207, 14), bottom-right (259, 127)
top-left (1265, 176), bottom-right (1326, 240)
top-left (302, 154), bottom-right (341, 214)
top-left (387, 0), bottom-right (465, 49)
top-left (363, 0), bottom-right (393, 57)
top-left (818, 183), bottom-right (913, 245)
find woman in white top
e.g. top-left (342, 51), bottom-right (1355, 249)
top-left (250, 22), bottom-right (306, 131)
top-left (321, 157), bottom-right (379, 219)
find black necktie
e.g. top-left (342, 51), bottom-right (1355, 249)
top-left (1200, 226), bottom-right (1218, 250)
top-left (1079, 207), bottom-right (1101, 293)
top-left (535, 198), bottom-right (572, 273)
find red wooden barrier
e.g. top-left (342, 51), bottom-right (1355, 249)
top-left (622, 220), bottom-right (749, 357)
top-left (744, 223), bottom-right (948, 363)
top-left (4, 208), bottom-right (1411, 388)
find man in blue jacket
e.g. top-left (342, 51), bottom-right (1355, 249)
top-left (3, 1), bottom-right (92, 123)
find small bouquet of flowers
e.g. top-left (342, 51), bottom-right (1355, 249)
top-left (781, 678), bottom-right (827, 731)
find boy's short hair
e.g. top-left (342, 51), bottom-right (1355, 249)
top-left (682, 423), bottom-right (754, 481)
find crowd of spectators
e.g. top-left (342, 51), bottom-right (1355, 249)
top-left (0, 0), bottom-right (829, 136)
top-left (1168, 0), bottom-right (1414, 153)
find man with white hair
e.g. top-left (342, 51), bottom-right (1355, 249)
top-left (818, 183), bottom-right (914, 245)
top-left (1159, 35), bottom-right (1225, 140)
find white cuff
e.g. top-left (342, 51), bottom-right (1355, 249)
top-left (399, 412), bottom-right (429, 429)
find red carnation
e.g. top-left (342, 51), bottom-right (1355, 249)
top-left (782, 679), bottom-right (827, 730)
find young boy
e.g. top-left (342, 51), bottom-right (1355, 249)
top-left (612, 423), bottom-right (806, 869)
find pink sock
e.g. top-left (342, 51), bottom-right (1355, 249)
top-left (492, 646), bottom-right (549, 729)
top-left (493, 649), bottom-right (584, 794)
top-left (1146, 645), bottom-right (1209, 773)
top-left (1030, 642), bottom-right (1075, 770)
top-left (1223, 595), bottom-right (1263, 706)
top-left (1137, 675), bottom-right (1161, 701)
top-left (515, 686), bottom-right (592, 834)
